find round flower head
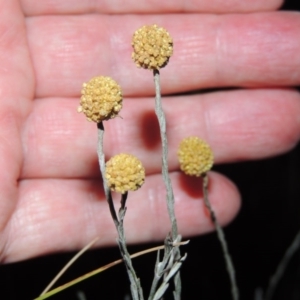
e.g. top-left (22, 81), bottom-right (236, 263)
top-left (78, 76), bottom-right (122, 122)
top-left (132, 24), bottom-right (173, 70)
top-left (178, 137), bottom-right (214, 177)
top-left (105, 154), bottom-right (145, 194)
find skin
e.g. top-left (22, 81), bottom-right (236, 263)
top-left (0, 0), bottom-right (300, 263)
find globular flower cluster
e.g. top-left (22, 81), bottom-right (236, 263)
top-left (78, 76), bottom-right (122, 122)
top-left (105, 153), bottom-right (145, 194)
top-left (178, 137), bottom-right (214, 177)
top-left (132, 24), bottom-right (173, 70)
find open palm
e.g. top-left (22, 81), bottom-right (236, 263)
top-left (1, 0), bottom-right (300, 263)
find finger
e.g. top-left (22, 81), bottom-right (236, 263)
top-left (26, 12), bottom-right (300, 98)
top-left (20, 0), bottom-right (283, 16)
top-left (0, 0), bottom-right (33, 230)
top-left (2, 171), bottom-right (240, 262)
top-left (21, 88), bottom-right (300, 178)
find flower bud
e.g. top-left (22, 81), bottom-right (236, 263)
top-left (78, 76), bottom-right (122, 122)
top-left (105, 154), bottom-right (145, 194)
top-left (178, 137), bottom-right (214, 176)
top-left (132, 24), bottom-right (173, 70)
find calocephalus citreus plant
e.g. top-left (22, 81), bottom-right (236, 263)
top-left (75, 23), bottom-right (238, 300)
top-left (78, 75), bottom-right (145, 299)
top-left (76, 23), bottom-right (186, 300)
top-left (132, 24), bottom-right (186, 300)
top-left (178, 136), bottom-right (239, 300)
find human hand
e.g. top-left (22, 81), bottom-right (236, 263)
top-left (1, 0), bottom-right (299, 262)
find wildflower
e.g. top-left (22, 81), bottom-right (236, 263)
top-left (132, 24), bottom-right (173, 70)
top-left (178, 137), bottom-right (214, 176)
top-left (78, 76), bottom-right (122, 122)
top-left (105, 153), bottom-right (145, 194)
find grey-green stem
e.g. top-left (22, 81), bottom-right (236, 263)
top-left (264, 228), bottom-right (300, 300)
top-left (153, 70), bottom-right (178, 239)
top-left (97, 122), bottom-right (144, 300)
top-left (153, 70), bottom-right (182, 299)
top-left (202, 173), bottom-right (239, 300)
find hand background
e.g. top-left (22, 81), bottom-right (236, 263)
top-left (0, 0), bottom-right (300, 264)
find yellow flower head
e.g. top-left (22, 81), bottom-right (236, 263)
top-left (78, 76), bottom-right (122, 122)
top-left (105, 154), bottom-right (145, 194)
top-left (178, 137), bottom-right (214, 176)
top-left (132, 24), bottom-right (173, 70)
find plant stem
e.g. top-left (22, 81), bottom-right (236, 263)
top-left (97, 122), bottom-right (118, 227)
top-left (202, 174), bottom-right (239, 300)
top-left (97, 122), bottom-right (144, 300)
top-left (153, 69), bottom-right (182, 299)
top-left (153, 69), bottom-right (178, 240)
top-left (264, 228), bottom-right (300, 300)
